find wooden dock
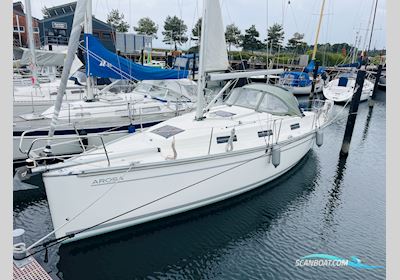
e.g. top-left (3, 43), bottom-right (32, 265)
top-left (13, 256), bottom-right (52, 280)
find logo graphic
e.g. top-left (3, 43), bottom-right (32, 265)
top-left (295, 254), bottom-right (384, 269)
top-left (99, 59), bottom-right (112, 68)
top-left (91, 176), bottom-right (124, 186)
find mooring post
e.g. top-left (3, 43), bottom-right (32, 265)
top-left (192, 53), bottom-right (196, 80)
top-left (141, 49), bottom-right (144, 65)
top-left (372, 64), bottom-right (383, 99)
top-left (308, 61), bottom-right (319, 108)
top-left (340, 69), bottom-right (366, 156)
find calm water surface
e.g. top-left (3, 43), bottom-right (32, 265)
top-left (13, 91), bottom-right (386, 279)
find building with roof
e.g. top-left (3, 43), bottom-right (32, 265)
top-left (39, 1), bottom-right (116, 51)
top-left (13, 1), bottom-right (40, 48)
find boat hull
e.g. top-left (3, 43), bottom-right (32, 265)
top-left (322, 79), bottom-right (373, 103)
top-left (43, 133), bottom-right (315, 242)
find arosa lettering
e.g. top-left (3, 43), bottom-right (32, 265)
top-left (92, 177), bottom-right (124, 186)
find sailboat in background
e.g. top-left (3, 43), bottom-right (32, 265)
top-left (278, 0), bottom-right (329, 95)
top-left (323, 0), bottom-right (379, 103)
top-left (12, 0), bottom-right (88, 116)
top-left (14, 0), bottom-right (196, 162)
top-left (24, 0), bottom-right (333, 244)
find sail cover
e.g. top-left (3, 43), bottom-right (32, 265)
top-left (303, 60), bottom-right (325, 74)
top-left (84, 34), bottom-right (188, 80)
top-left (202, 0), bottom-right (229, 72)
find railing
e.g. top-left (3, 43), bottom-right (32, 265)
top-left (41, 36), bottom-right (69, 47)
top-left (20, 126), bottom-right (111, 167)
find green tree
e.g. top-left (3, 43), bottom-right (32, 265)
top-left (267, 23), bottom-right (284, 52)
top-left (134, 17), bottom-right (158, 38)
top-left (225, 24), bottom-right (241, 52)
top-left (162, 16), bottom-right (188, 50)
top-left (191, 18), bottom-right (202, 43)
top-left (287, 32), bottom-right (307, 50)
top-left (106, 9), bottom-right (130, 32)
top-left (241, 25), bottom-right (263, 53)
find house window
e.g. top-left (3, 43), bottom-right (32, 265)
top-left (93, 32), bottom-right (100, 38)
top-left (102, 32), bottom-right (111, 39)
top-left (13, 26), bottom-right (24, 33)
top-left (33, 27), bottom-right (39, 34)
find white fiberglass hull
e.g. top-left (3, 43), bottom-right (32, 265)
top-left (323, 78), bottom-right (373, 103)
top-left (43, 134), bottom-right (314, 241)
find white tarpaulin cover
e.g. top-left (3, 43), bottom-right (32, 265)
top-left (20, 48), bottom-right (83, 76)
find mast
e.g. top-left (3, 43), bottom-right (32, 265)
top-left (25, 0), bottom-right (38, 88)
top-left (367, 0), bottom-right (379, 54)
top-left (311, 0), bottom-right (326, 61)
top-left (194, 0), bottom-right (208, 120)
top-left (84, 0), bottom-right (95, 101)
top-left (48, 0), bottom-right (88, 140)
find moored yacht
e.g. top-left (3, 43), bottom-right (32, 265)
top-left (26, 0), bottom-right (334, 243)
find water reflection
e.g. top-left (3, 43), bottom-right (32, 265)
top-left (57, 152), bottom-right (320, 280)
top-left (361, 106), bottom-right (374, 141)
top-left (321, 154), bottom-right (348, 240)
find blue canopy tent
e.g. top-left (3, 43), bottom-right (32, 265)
top-left (83, 34), bottom-right (189, 81)
top-left (280, 72), bottom-right (312, 87)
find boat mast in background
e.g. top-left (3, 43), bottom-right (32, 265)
top-left (311, 0), bottom-right (326, 61)
top-left (367, 0), bottom-right (379, 54)
top-left (25, 0), bottom-right (38, 88)
top-left (84, 0), bottom-right (95, 101)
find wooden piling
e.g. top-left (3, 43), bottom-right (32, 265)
top-left (368, 64), bottom-right (383, 107)
top-left (340, 70), bottom-right (366, 156)
top-left (140, 49), bottom-right (144, 65)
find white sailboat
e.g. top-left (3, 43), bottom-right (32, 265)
top-left (323, 0), bottom-right (378, 103)
top-left (14, 0), bottom-right (196, 162)
top-left (27, 0), bottom-right (334, 243)
top-left (14, 79), bottom-right (198, 161)
top-left (322, 71), bottom-right (374, 103)
top-left (13, 0), bottom-right (85, 115)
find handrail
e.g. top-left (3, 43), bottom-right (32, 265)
top-left (25, 134), bottom-right (110, 166)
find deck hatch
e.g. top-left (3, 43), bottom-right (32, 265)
top-left (290, 123), bottom-right (300, 130)
top-left (258, 130), bottom-right (273, 137)
top-left (216, 135), bottom-right (238, 144)
top-left (151, 125), bottom-right (184, 138)
top-left (212, 110), bottom-right (236, 117)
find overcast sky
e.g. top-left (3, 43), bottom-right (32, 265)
top-left (27, 0), bottom-right (386, 50)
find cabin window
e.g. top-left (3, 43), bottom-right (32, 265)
top-left (258, 93), bottom-right (289, 115)
top-left (258, 130), bottom-right (273, 137)
top-left (290, 123), bottom-right (300, 130)
top-left (226, 88), bottom-right (262, 110)
top-left (216, 135), bottom-right (237, 144)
